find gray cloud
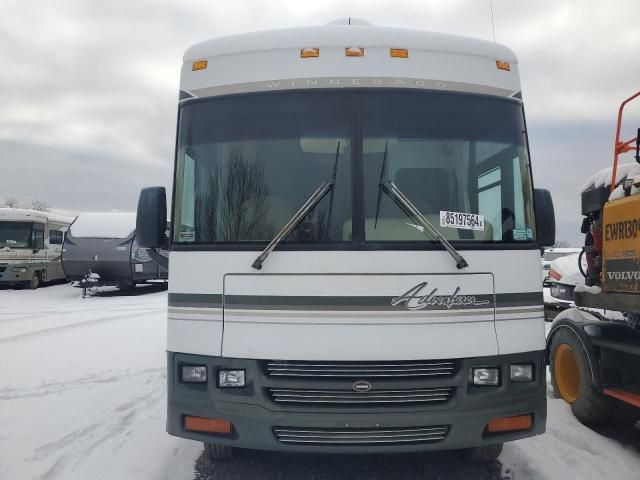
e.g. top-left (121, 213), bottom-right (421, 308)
top-left (1, 0), bottom-right (639, 244)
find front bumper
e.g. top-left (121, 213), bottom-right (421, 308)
top-left (0, 264), bottom-right (32, 284)
top-left (167, 351), bottom-right (546, 453)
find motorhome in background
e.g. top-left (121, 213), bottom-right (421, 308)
top-left (62, 212), bottom-right (168, 291)
top-left (0, 207), bottom-right (75, 288)
top-left (136, 19), bottom-right (556, 462)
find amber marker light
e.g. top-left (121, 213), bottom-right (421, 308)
top-left (300, 47), bottom-right (320, 58)
top-left (390, 48), bottom-right (409, 58)
top-left (345, 47), bottom-right (365, 57)
top-left (486, 414), bottom-right (532, 433)
top-left (192, 60), bottom-right (208, 71)
top-left (184, 415), bottom-right (232, 434)
top-left (496, 60), bottom-right (511, 71)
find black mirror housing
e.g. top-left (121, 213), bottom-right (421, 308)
top-left (136, 186), bottom-right (167, 249)
top-left (534, 188), bottom-right (556, 247)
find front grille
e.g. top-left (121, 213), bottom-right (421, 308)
top-left (265, 360), bottom-right (456, 379)
top-left (273, 425), bottom-right (449, 446)
top-left (268, 386), bottom-right (454, 406)
top-left (0, 266), bottom-right (6, 273)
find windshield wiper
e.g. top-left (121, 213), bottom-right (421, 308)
top-left (251, 143), bottom-right (340, 270)
top-left (374, 147), bottom-right (468, 269)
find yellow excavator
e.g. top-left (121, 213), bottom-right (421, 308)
top-left (547, 91), bottom-right (640, 426)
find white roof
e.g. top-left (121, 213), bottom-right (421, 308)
top-left (180, 22), bottom-right (521, 100)
top-left (0, 207), bottom-right (75, 225)
top-left (70, 212), bottom-right (136, 239)
top-left (185, 24), bottom-right (516, 62)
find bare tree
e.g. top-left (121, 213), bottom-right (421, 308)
top-left (29, 200), bottom-right (50, 211)
top-left (4, 197), bottom-right (23, 208)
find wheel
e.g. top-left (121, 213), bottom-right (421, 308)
top-left (550, 329), bottom-right (611, 426)
top-left (465, 443), bottom-right (503, 462)
top-left (29, 272), bottom-right (41, 290)
top-left (205, 443), bottom-right (233, 461)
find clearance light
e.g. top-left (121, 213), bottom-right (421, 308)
top-left (345, 47), bottom-right (365, 57)
top-left (496, 60), bottom-right (511, 71)
top-left (300, 47), bottom-right (320, 58)
top-left (486, 414), bottom-right (532, 433)
top-left (184, 416), bottom-right (232, 434)
top-left (192, 60), bottom-right (208, 71)
top-left (390, 48), bottom-right (409, 58)
top-left (549, 268), bottom-right (562, 281)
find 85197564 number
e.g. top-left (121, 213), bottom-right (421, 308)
top-left (440, 211), bottom-right (485, 231)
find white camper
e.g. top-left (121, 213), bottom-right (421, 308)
top-left (0, 208), bottom-right (75, 288)
top-left (136, 19), bottom-right (556, 462)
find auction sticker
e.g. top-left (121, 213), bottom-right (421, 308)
top-left (178, 231), bottom-right (195, 242)
top-left (440, 211), bottom-right (485, 231)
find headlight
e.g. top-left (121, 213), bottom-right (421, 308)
top-left (218, 369), bottom-right (246, 388)
top-left (11, 267), bottom-right (28, 273)
top-left (472, 367), bottom-right (500, 386)
top-left (181, 365), bottom-right (207, 383)
top-left (510, 364), bottom-right (534, 382)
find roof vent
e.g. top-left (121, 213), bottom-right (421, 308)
top-left (326, 17), bottom-right (372, 26)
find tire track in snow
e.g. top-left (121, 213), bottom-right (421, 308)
top-left (0, 307), bottom-right (165, 345)
top-left (0, 305), bottom-right (163, 324)
top-left (33, 369), bottom-right (166, 480)
top-left (0, 367), bottom-right (163, 401)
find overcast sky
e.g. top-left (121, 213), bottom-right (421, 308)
top-left (1, 0), bottom-right (639, 244)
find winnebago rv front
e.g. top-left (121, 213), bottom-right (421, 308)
top-left (136, 20), bottom-right (556, 461)
top-left (62, 212), bottom-right (168, 290)
top-left (0, 208), bottom-right (74, 289)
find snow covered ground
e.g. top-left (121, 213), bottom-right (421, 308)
top-left (1, 284), bottom-right (638, 480)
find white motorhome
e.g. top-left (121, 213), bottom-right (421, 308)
top-left (136, 19), bottom-right (556, 461)
top-left (0, 208), bottom-right (75, 288)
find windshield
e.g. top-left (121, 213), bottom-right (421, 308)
top-left (174, 92), bottom-right (352, 244)
top-left (0, 221), bottom-right (33, 248)
top-left (363, 91), bottom-right (535, 243)
top-left (174, 90), bottom-right (536, 246)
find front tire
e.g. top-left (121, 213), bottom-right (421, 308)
top-left (29, 272), bottom-right (41, 290)
top-left (550, 329), bottom-right (611, 426)
top-left (205, 443), bottom-right (233, 461)
top-left (465, 443), bottom-right (503, 462)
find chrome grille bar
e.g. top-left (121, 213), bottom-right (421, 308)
top-left (266, 360), bottom-right (456, 379)
top-left (274, 426), bottom-right (449, 445)
top-left (269, 387), bottom-right (453, 405)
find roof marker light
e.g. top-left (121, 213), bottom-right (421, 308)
top-left (496, 60), bottom-right (511, 71)
top-left (390, 48), bottom-right (409, 58)
top-left (300, 48), bottom-right (320, 58)
top-left (345, 47), bottom-right (365, 57)
top-left (192, 60), bottom-right (208, 71)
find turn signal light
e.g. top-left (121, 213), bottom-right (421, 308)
top-left (486, 414), bottom-right (532, 433)
top-left (184, 416), bottom-right (232, 434)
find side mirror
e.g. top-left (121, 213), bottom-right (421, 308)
top-left (534, 188), bottom-right (556, 247)
top-left (136, 186), bottom-right (167, 249)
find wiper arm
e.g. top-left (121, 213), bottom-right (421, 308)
top-left (381, 180), bottom-right (469, 270)
top-left (252, 144), bottom-right (341, 270)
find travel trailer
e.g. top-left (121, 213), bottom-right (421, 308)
top-left (0, 208), bottom-right (75, 288)
top-left (135, 19), bottom-right (556, 462)
top-left (62, 212), bottom-right (168, 291)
